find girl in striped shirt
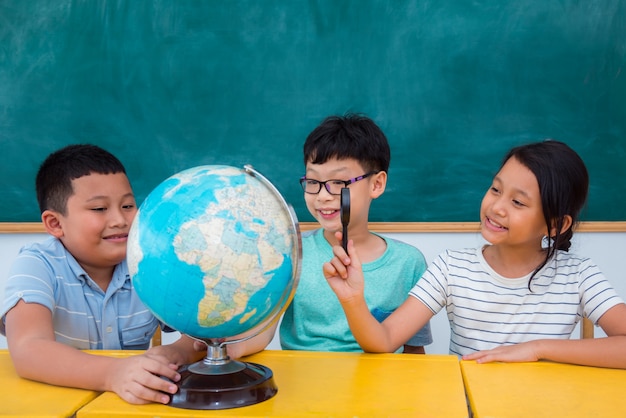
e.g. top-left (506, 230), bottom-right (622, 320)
top-left (323, 140), bottom-right (626, 369)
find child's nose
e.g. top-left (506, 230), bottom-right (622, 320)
top-left (491, 197), bottom-right (506, 215)
top-left (109, 208), bottom-right (129, 227)
top-left (316, 185), bottom-right (335, 200)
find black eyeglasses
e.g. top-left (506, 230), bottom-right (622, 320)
top-left (299, 172), bottom-right (376, 195)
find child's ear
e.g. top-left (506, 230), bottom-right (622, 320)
top-left (549, 215), bottom-right (573, 237)
top-left (370, 171), bottom-right (387, 199)
top-left (41, 210), bottom-right (64, 238)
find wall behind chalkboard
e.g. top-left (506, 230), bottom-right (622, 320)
top-left (1, 1), bottom-right (625, 222)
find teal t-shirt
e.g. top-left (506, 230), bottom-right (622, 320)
top-left (279, 229), bottom-right (432, 352)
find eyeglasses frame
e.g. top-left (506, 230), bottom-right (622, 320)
top-left (299, 172), bottom-right (377, 195)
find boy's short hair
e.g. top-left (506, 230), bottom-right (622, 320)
top-left (303, 113), bottom-right (391, 173)
top-left (36, 144), bottom-right (127, 215)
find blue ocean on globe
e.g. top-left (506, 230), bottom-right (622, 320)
top-left (127, 165), bottom-right (300, 339)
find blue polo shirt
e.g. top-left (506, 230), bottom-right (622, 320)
top-left (0, 237), bottom-right (158, 350)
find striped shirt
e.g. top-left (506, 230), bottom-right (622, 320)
top-left (409, 247), bottom-right (623, 356)
top-left (0, 237), bottom-right (158, 350)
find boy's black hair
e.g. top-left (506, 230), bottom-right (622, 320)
top-left (502, 139), bottom-right (589, 287)
top-left (36, 144), bottom-right (127, 215)
top-left (303, 113), bottom-right (390, 173)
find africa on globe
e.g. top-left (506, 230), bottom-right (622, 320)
top-left (127, 165), bottom-right (301, 341)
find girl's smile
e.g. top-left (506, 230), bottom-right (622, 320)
top-left (483, 216), bottom-right (508, 231)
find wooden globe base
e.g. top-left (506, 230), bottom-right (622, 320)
top-left (168, 360), bottom-right (277, 410)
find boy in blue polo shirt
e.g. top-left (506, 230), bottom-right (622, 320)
top-left (0, 144), bottom-right (202, 404)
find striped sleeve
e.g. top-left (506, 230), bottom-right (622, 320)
top-left (409, 250), bottom-right (454, 314)
top-left (577, 257), bottom-right (623, 324)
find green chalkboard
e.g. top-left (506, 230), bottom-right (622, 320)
top-left (1, 1), bottom-right (625, 222)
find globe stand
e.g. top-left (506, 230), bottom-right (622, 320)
top-left (168, 341), bottom-right (277, 410)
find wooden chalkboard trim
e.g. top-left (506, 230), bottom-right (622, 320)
top-left (2, 221), bottom-right (626, 234)
top-left (0, 223), bottom-right (47, 234)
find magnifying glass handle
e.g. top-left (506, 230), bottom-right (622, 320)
top-left (340, 188), bottom-right (350, 252)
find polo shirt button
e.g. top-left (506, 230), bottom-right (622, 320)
top-left (106, 326), bottom-right (113, 333)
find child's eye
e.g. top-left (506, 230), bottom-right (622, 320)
top-left (512, 199), bottom-right (525, 207)
top-left (123, 204), bottom-right (136, 210)
top-left (91, 207), bottom-right (106, 212)
top-left (490, 186), bottom-right (500, 194)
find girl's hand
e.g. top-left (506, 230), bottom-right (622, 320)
top-left (323, 232), bottom-right (365, 302)
top-left (145, 335), bottom-right (207, 366)
top-left (462, 341), bottom-right (540, 364)
top-left (193, 339), bottom-right (208, 352)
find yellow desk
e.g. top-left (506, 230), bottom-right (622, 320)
top-left (77, 350), bottom-right (468, 417)
top-left (0, 350), bottom-right (100, 418)
top-left (461, 360), bottom-right (626, 418)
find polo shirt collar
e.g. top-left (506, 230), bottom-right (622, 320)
top-left (61, 246), bottom-right (131, 291)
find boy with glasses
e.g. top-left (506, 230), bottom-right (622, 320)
top-left (279, 114), bottom-right (432, 353)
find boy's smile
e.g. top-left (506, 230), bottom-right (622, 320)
top-left (51, 172), bottom-right (137, 286)
top-left (303, 157), bottom-right (387, 252)
top-left (318, 208), bottom-right (339, 219)
top-left (304, 159), bottom-right (365, 230)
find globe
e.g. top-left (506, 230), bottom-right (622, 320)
top-left (127, 165), bottom-right (301, 343)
